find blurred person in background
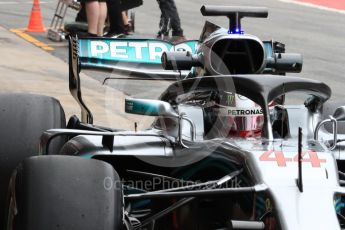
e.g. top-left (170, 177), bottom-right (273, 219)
top-left (104, 0), bottom-right (126, 37)
top-left (157, 0), bottom-right (186, 43)
top-left (105, 0), bottom-right (142, 37)
top-left (83, 0), bottom-right (107, 36)
top-left (75, 0), bottom-right (126, 37)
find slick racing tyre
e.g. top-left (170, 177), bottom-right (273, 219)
top-left (0, 93), bottom-right (66, 227)
top-left (5, 156), bottom-right (123, 230)
top-left (64, 22), bottom-right (88, 35)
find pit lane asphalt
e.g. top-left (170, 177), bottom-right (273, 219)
top-left (0, 0), bottom-right (344, 103)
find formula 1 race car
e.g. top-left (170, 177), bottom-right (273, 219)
top-left (2, 5), bottom-right (345, 230)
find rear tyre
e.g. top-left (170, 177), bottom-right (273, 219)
top-left (0, 93), bottom-right (66, 227)
top-left (64, 22), bottom-right (88, 36)
top-left (5, 156), bottom-right (123, 230)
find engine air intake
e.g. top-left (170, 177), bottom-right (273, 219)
top-left (210, 38), bottom-right (265, 74)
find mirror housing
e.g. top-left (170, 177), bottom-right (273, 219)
top-left (125, 98), bottom-right (178, 117)
top-left (125, 98), bottom-right (196, 148)
top-left (161, 51), bottom-right (203, 70)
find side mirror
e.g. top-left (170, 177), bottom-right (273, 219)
top-left (125, 98), bottom-right (196, 148)
top-left (161, 51), bottom-right (203, 70)
top-left (314, 106), bottom-right (345, 150)
top-left (125, 98), bottom-right (178, 118)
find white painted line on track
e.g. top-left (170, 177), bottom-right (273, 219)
top-left (279, 0), bottom-right (345, 15)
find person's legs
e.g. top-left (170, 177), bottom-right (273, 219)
top-left (85, 1), bottom-right (99, 35)
top-left (165, 0), bottom-right (183, 36)
top-left (156, 0), bottom-right (170, 37)
top-left (122, 11), bottom-right (129, 25)
top-left (121, 11), bottom-right (133, 34)
top-left (97, 1), bottom-right (107, 36)
top-left (75, 2), bottom-right (87, 22)
top-left (106, 0), bottom-right (125, 35)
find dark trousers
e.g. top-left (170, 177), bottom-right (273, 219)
top-left (107, 0), bottom-right (125, 33)
top-left (157, 0), bottom-right (183, 36)
top-left (75, 2), bottom-right (86, 22)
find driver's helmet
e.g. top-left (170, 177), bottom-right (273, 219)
top-left (211, 91), bottom-right (264, 138)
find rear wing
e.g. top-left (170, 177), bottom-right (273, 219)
top-left (68, 36), bottom-right (199, 123)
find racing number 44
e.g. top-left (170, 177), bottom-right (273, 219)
top-left (259, 150), bottom-right (326, 167)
